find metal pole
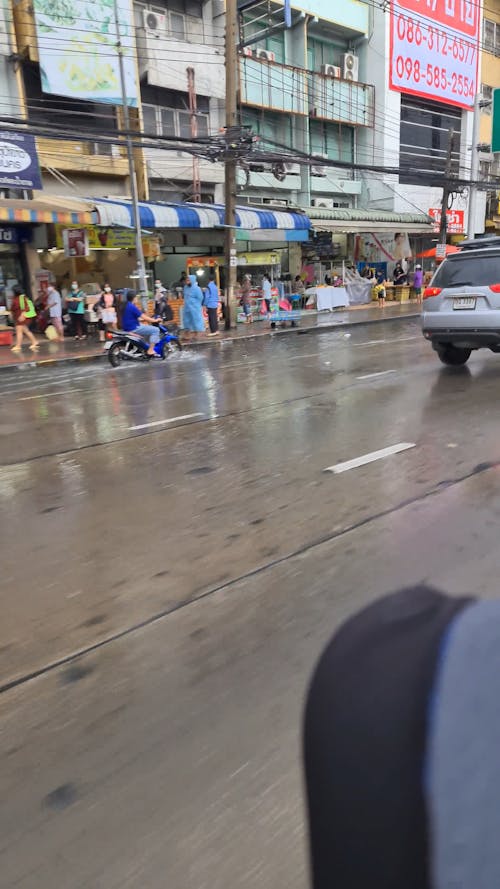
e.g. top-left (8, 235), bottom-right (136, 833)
top-left (113, 0), bottom-right (148, 299)
top-left (187, 67), bottom-right (201, 203)
top-left (467, 93), bottom-right (481, 240)
top-left (224, 0), bottom-right (238, 329)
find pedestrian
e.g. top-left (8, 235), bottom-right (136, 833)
top-left (374, 270), bottom-right (387, 308)
top-left (294, 274), bottom-right (306, 308)
top-left (96, 283), bottom-right (117, 342)
top-left (10, 285), bottom-right (39, 352)
top-left (393, 263), bottom-right (407, 286)
top-left (262, 273), bottom-right (272, 313)
top-left (67, 280), bottom-right (86, 339)
top-left (413, 264), bottom-right (423, 305)
top-left (204, 273), bottom-right (220, 336)
top-left (240, 274), bottom-right (253, 323)
top-left (46, 283), bottom-right (63, 341)
top-left (182, 274), bottom-right (205, 341)
top-left (155, 288), bottom-right (174, 323)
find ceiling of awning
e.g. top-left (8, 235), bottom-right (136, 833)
top-left (308, 207), bottom-right (433, 234)
top-left (0, 197), bottom-right (96, 225)
top-left (93, 198), bottom-right (311, 231)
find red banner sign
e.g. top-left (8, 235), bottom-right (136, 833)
top-left (429, 208), bottom-right (465, 234)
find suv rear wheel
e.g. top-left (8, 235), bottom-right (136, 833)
top-left (436, 345), bottom-right (471, 366)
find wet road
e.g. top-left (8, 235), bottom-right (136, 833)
top-left (2, 317), bottom-right (500, 887)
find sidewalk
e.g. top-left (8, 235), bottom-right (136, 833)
top-left (0, 302), bottom-right (420, 372)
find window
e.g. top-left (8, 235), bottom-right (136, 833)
top-left (308, 38), bottom-right (345, 73)
top-left (310, 121), bottom-right (354, 164)
top-left (143, 104), bottom-right (209, 138)
top-left (241, 109), bottom-right (293, 148)
top-left (482, 84), bottom-right (493, 113)
top-left (483, 18), bottom-right (500, 54)
top-left (134, 0), bottom-right (204, 42)
top-left (399, 95), bottom-right (462, 184)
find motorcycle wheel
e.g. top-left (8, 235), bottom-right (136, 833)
top-left (161, 339), bottom-right (183, 358)
top-left (108, 341), bottom-right (124, 367)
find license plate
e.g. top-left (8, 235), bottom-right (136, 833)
top-left (104, 341), bottom-right (112, 350)
top-left (453, 297), bottom-right (476, 310)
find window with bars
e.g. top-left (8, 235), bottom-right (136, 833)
top-left (399, 94), bottom-right (462, 185)
top-left (483, 19), bottom-right (500, 54)
top-left (310, 121), bottom-right (354, 164)
top-left (482, 84), bottom-right (493, 113)
top-left (143, 104), bottom-right (209, 139)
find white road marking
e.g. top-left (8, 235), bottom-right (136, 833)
top-left (324, 442), bottom-right (416, 474)
top-left (357, 369), bottom-right (396, 380)
top-left (355, 335), bottom-right (418, 347)
top-left (128, 412), bottom-right (204, 431)
top-left (19, 389), bottom-right (85, 400)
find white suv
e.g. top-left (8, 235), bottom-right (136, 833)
top-left (422, 236), bottom-right (500, 366)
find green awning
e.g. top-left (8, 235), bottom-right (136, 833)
top-left (308, 207), bottom-right (433, 234)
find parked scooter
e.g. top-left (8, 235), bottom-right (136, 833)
top-left (106, 324), bottom-right (182, 367)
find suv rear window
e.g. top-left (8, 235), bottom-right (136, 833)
top-left (432, 254), bottom-right (500, 288)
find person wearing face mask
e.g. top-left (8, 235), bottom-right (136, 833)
top-left (96, 283), bottom-right (117, 341)
top-left (67, 280), bottom-right (86, 340)
top-left (46, 284), bottom-right (63, 341)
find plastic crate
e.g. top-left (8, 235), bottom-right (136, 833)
top-left (0, 328), bottom-right (13, 346)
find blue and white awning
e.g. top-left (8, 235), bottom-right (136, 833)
top-left (93, 198), bottom-right (310, 232)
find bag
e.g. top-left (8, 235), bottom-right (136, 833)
top-left (19, 295), bottom-right (36, 320)
top-left (45, 324), bottom-right (58, 341)
top-left (260, 299), bottom-right (268, 315)
top-left (67, 299), bottom-right (80, 312)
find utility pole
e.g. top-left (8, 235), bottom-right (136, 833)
top-left (113, 0), bottom-right (148, 299)
top-left (187, 67), bottom-right (201, 203)
top-left (466, 93), bottom-right (482, 239)
top-left (438, 128), bottom-right (457, 253)
top-left (224, 0), bottom-right (238, 329)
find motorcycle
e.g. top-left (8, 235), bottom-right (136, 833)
top-left (106, 324), bottom-right (182, 368)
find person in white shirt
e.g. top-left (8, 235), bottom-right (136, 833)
top-left (47, 284), bottom-right (63, 340)
top-left (262, 273), bottom-right (272, 312)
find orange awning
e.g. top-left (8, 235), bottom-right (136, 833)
top-left (0, 197), bottom-right (96, 225)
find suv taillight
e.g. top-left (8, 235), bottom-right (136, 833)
top-left (423, 287), bottom-right (442, 299)
top-left (489, 284), bottom-right (500, 293)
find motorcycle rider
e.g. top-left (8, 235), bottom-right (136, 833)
top-left (122, 292), bottom-right (162, 357)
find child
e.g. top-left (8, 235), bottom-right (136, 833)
top-left (374, 271), bottom-right (387, 308)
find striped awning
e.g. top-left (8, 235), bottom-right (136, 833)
top-left (0, 198), bottom-right (96, 225)
top-left (93, 198), bottom-right (310, 231)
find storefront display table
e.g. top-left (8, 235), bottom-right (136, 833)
top-left (306, 286), bottom-right (350, 311)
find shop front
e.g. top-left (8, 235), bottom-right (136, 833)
top-left (305, 207), bottom-right (435, 305)
top-left (37, 224), bottom-right (161, 295)
top-left (0, 226), bottom-right (27, 306)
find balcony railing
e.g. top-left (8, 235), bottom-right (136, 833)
top-left (239, 57), bottom-right (374, 128)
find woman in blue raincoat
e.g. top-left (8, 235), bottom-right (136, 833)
top-left (182, 274), bottom-right (205, 341)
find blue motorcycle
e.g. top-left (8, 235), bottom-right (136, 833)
top-left (106, 323), bottom-right (182, 368)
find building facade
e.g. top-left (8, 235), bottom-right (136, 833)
top-left (480, 1), bottom-right (500, 230)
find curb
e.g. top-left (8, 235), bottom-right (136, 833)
top-left (0, 311), bottom-right (420, 374)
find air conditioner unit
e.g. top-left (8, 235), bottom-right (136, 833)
top-left (284, 162), bottom-right (300, 175)
top-left (242, 46), bottom-right (253, 57)
top-left (263, 198), bottom-right (289, 207)
top-left (321, 64), bottom-right (341, 78)
top-left (311, 165), bottom-right (327, 177)
top-left (311, 198), bottom-right (334, 209)
top-left (342, 53), bottom-right (359, 81)
top-left (143, 10), bottom-right (166, 36)
top-left (256, 49), bottom-right (276, 62)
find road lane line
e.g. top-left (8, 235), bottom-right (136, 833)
top-left (19, 389), bottom-right (85, 400)
top-left (354, 335), bottom-right (418, 347)
top-left (324, 442), bottom-right (416, 474)
top-left (357, 369), bottom-right (396, 380)
top-left (128, 412), bottom-right (204, 431)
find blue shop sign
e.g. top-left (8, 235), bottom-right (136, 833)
top-left (0, 226), bottom-right (19, 245)
top-left (0, 131), bottom-right (42, 190)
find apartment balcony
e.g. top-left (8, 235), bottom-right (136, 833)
top-left (137, 25), bottom-right (225, 98)
top-left (36, 138), bottom-right (129, 177)
top-left (239, 57), bottom-right (374, 128)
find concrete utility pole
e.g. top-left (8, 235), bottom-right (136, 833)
top-left (466, 93), bottom-right (482, 240)
top-left (438, 129), bottom-right (457, 252)
top-left (113, 0), bottom-right (148, 298)
top-left (224, 0), bottom-right (238, 329)
top-left (187, 67), bottom-right (201, 203)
